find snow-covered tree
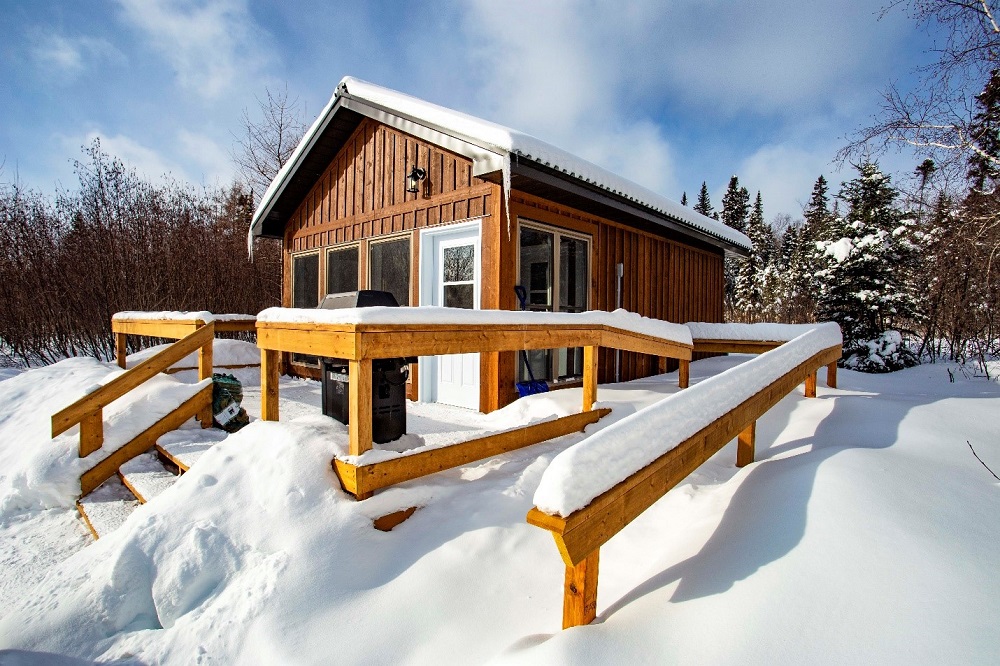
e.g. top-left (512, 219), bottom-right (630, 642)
top-left (734, 192), bottom-right (774, 322)
top-left (815, 163), bottom-right (921, 348)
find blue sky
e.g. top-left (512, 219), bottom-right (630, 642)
top-left (0, 0), bottom-right (938, 220)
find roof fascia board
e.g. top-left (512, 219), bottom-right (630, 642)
top-left (338, 95), bottom-right (506, 175)
top-left (250, 97), bottom-right (348, 238)
top-left (512, 161), bottom-right (750, 257)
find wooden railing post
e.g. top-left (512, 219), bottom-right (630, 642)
top-left (805, 370), bottom-right (817, 398)
top-left (679, 359), bottom-right (690, 389)
top-left (197, 322), bottom-right (214, 382)
top-left (563, 549), bottom-right (599, 629)
top-left (826, 361), bottom-right (838, 389)
top-left (115, 333), bottom-right (127, 369)
top-left (349, 358), bottom-right (373, 457)
top-left (80, 409), bottom-right (104, 457)
top-left (583, 346), bottom-right (598, 412)
top-left (737, 421), bottom-right (755, 467)
top-left (261, 349), bottom-right (280, 421)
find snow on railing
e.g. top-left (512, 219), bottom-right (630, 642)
top-left (533, 323), bottom-right (842, 517)
top-left (686, 321), bottom-right (838, 342)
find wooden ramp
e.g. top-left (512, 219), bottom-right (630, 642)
top-left (527, 330), bottom-right (841, 629)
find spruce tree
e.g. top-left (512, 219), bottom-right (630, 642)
top-left (680, 192), bottom-right (688, 206)
top-left (815, 162), bottom-right (921, 348)
top-left (693, 182), bottom-right (714, 218)
top-left (720, 176), bottom-right (750, 234)
top-left (734, 192), bottom-right (772, 322)
top-left (968, 68), bottom-right (1000, 190)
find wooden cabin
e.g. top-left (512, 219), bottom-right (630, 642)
top-left (250, 76), bottom-right (751, 413)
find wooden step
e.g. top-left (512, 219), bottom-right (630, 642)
top-left (155, 427), bottom-right (228, 472)
top-left (76, 476), bottom-right (139, 539)
top-left (119, 452), bottom-right (179, 503)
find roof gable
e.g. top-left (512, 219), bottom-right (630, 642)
top-left (251, 76), bottom-right (751, 254)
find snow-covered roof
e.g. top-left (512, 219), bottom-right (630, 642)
top-left (250, 76), bottom-right (752, 253)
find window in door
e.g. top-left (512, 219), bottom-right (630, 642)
top-left (369, 236), bottom-right (411, 306)
top-left (517, 222), bottom-right (591, 383)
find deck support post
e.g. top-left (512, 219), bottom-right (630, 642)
top-left (196, 324), bottom-right (215, 428)
top-left (349, 358), bottom-right (373, 457)
top-left (80, 408), bottom-right (103, 457)
top-left (563, 549), bottom-right (599, 629)
top-left (826, 361), bottom-right (837, 389)
top-left (737, 421), bottom-right (756, 467)
top-left (583, 346), bottom-right (598, 411)
top-left (678, 359), bottom-right (690, 389)
top-left (805, 370), bottom-right (817, 398)
top-left (115, 333), bottom-right (127, 369)
top-left (261, 349), bottom-right (280, 421)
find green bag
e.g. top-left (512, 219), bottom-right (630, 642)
top-left (212, 373), bottom-right (249, 433)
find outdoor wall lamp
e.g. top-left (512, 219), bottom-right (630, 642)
top-left (406, 165), bottom-right (426, 194)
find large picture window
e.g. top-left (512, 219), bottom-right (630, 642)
top-left (369, 236), bottom-right (411, 306)
top-left (517, 221), bottom-right (591, 383)
top-left (291, 251), bottom-right (320, 365)
top-left (326, 245), bottom-right (359, 295)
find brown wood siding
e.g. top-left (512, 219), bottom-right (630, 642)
top-left (508, 191), bottom-right (724, 398)
top-left (286, 118), bottom-right (488, 261)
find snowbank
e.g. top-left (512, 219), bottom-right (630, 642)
top-left (127, 339), bottom-right (260, 370)
top-left (0, 358), bottom-right (209, 514)
top-left (257, 307), bottom-right (693, 346)
top-left (533, 325), bottom-right (843, 516)
top-left (686, 321), bottom-right (841, 342)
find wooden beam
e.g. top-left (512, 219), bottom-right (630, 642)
top-left (115, 333), bottom-right (127, 369)
top-left (737, 421), bottom-right (755, 467)
top-left (692, 339), bottom-right (783, 354)
top-left (80, 409), bottom-right (103, 457)
top-left (373, 507), bottom-right (417, 531)
top-left (348, 358), bottom-right (373, 456)
top-left (79, 384), bottom-right (212, 496)
top-left (111, 319), bottom-right (200, 339)
top-left (583, 346), bottom-right (598, 412)
top-left (805, 370), bottom-right (817, 398)
top-left (526, 345), bottom-right (842, 566)
top-left (197, 323), bottom-right (214, 381)
top-left (261, 348), bottom-right (280, 421)
top-left (563, 549), bottom-right (599, 629)
top-left (679, 359), bottom-right (690, 389)
top-left (826, 361), bottom-right (838, 389)
top-left (334, 408), bottom-right (611, 498)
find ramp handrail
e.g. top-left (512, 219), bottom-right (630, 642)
top-left (52, 322), bottom-right (216, 458)
top-left (527, 329), bottom-right (841, 629)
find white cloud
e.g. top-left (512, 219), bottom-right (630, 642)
top-left (115, 0), bottom-right (275, 99)
top-left (736, 142), bottom-right (846, 221)
top-left (61, 131), bottom-right (190, 182)
top-left (31, 33), bottom-right (122, 77)
top-left (176, 129), bottom-right (236, 186)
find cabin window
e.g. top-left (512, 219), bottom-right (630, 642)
top-left (326, 244), bottom-right (360, 295)
top-left (369, 235), bottom-right (411, 306)
top-left (291, 251), bottom-right (320, 365)
top-left (517, 221), bottom-right (591, 384)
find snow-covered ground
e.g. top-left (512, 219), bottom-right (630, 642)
top-left (0, 355), bottom-right (998, 664)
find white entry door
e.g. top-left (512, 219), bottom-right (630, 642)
top-left (419, 221), bottom-right (481, 410)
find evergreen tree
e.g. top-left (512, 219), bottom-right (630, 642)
top-left (693, 182), bottom-right (714, 218)
top-left (815, 162), bottom-right (921, 348)
top-left (719, 176), bottom-right (750, 315)
top-left (968, 68), bottom-right (1000, 189)
top-left (734, 192), bottom-right (773, 322)
top-left (680, 192), bottom-right (688, 206)
top-left (720, 176), bottom-right (750, 233)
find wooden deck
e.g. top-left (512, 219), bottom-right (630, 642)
top-left (257, 318), bottom-right (693, 500)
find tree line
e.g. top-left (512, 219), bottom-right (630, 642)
top-left (0, 140), bottom-right (281, 366)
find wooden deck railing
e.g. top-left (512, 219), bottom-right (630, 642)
top-left (526, 337), bottom-right (841, 629)
top-left (256, 317), bottom-right (693, 500)
top-left (52, 319), bottom-right (221, 496)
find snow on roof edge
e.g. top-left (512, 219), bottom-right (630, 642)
top-left (250, 76), bottom-right (751, 252)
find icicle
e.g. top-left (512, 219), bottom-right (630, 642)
top-left (502, 152), bottom-right (512, 241)
top-left (246, 224), bottom-right (255, 261)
